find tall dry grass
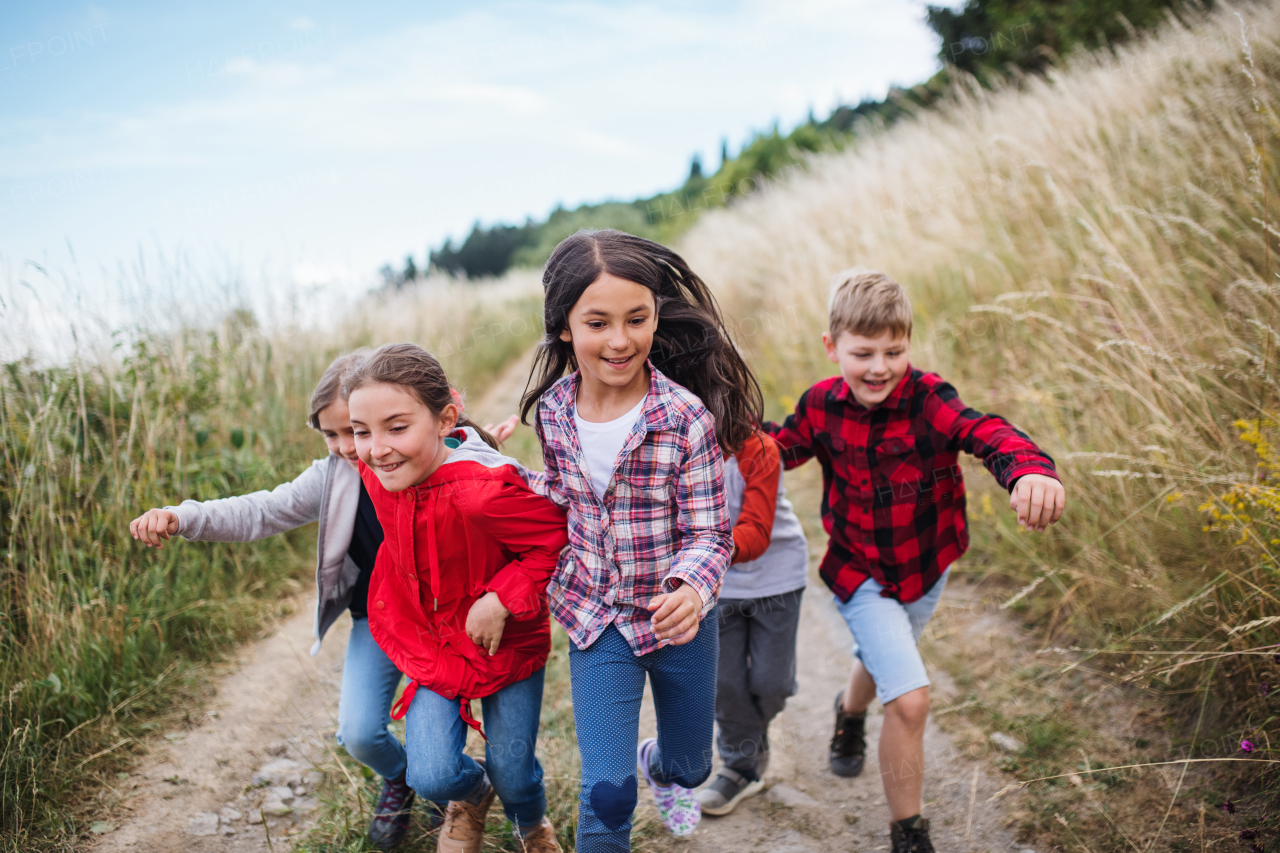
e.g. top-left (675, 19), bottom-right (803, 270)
top-left (681, 1), bottom-right (1280, 844)
top-left (0, 271), bottom-right (543, 851)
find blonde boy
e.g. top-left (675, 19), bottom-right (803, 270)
top-left (763, 269), bottom-right (1065, 853)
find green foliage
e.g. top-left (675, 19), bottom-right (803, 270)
top-left (927, 0), bottom-right (1192, 78)
top-left (0, 327), bottom-right (320, 851)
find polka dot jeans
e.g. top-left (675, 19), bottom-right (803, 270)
top-left (568, 619), bottom-right (717, 852)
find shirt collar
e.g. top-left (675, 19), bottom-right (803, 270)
top-left (832, 366), bottom-right (914, 413)
top-left (551, 359), bottom-right (678, 432)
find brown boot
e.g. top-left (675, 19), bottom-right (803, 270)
top-left (436, 783), bottom-right (495, 853)
top-left (514, 817), bottom-right (563, 852)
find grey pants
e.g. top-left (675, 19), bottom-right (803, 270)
top-left (714, 589), bottom-right (804, 780)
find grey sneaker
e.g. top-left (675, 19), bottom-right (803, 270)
top-left (830, 691), bottom-right (867, 777)
top-left (697, 768), bottom-right (764, 816)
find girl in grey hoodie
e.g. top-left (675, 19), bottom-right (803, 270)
top-left (129, 352), bottom-right (435, 849)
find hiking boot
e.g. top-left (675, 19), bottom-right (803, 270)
top-left (437, 767), bottom-right (495, 853)
top-left (513, 816), bottom-right (564, 852)
top-left (890, 815), bottom-right (936, 853)
top-left (367, 773), bottom-right (415, 849)
top-left (829, 691), bottom-right (867, 778)
top-left (696, 767), bottom-right (765, 816)
top-left (637, 737), bottom-right (700, 836)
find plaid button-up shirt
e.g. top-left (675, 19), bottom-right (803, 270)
top-left (765, 368), bottom-right (1057, 604)
top-left (530, 363), bottom-right (731, 655)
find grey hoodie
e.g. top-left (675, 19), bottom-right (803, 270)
top-left (166, 455), bottom-right (364, 656)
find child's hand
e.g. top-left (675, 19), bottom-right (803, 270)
top-left (465, 591), bottom-right (510, 655)
top-left (130, 508), bottom-right (180, 548)
top-left (482, 414), bottom-right (518, 445)
top-left (1009, 474), bottom-right (1065, 532)
top-left (648, 583), bottom-right (704, 646)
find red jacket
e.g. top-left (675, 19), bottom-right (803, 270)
top-left (359, 428), bottom-right (569, 730)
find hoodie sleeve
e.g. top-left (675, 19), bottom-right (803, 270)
top-left (166, 458), bottom-right (326, 542)
top-left (472, 480), bottom-right (569, 620)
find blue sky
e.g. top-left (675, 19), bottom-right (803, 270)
top-left (1, 1), bottom-right (940, 295)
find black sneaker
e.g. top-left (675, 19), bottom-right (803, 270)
top-left (367, 773), bottom-right (415, 849)
top-left (890, 815), bottom-right (936, 853)
top-left (829, 691), bottom-right (866, 777)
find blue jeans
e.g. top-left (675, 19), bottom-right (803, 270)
top-left (569, 620), bottom-right (718, 853)
top-left (403, 668), bottom-right (547, 828)
top-left (336, 617), bottom-right (407, 780)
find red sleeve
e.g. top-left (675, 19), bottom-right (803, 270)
top-left (731, 433), bottom-right (781, 565)
top-left (471, 480), bottom-right (569, 619)
top-left (762, 388), bottom-right (817, 470)
top-left (923, 378), bottom-right (1058, 489)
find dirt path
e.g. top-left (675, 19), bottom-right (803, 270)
top-left (93, 603), bottom-right (352, 851)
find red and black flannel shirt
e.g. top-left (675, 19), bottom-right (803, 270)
top-left (764, 368), bottom-right (1057, 604)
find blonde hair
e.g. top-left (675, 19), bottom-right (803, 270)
top-left (308, 349), bottom-right (370, 429)
top-left (827, 268), bottom-right (912, 341)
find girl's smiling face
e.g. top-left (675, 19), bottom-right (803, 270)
top-left (348, 382), bottom-right (458, 491)
top-left (559, 272), bottom-right (656, 404)
top-left (315, 397), bottom-right (359, 469)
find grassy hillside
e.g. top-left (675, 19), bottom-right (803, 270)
top-left (0, 273), bottom-right (542, 851)
top-left (680, 2), bottom-right (1278, 846)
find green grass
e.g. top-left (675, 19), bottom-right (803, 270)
top-left (0, 278), bottom-right (544, 852)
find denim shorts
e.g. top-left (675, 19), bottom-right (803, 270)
top-left (833, 570), bottom-right (949, 705)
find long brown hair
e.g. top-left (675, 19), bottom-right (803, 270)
top-left (518, 229), bottom-right (763, 453)
top-left (308, 349), bottom-right (370, 429)
top-left (341, 343), bottom-right (500, 450)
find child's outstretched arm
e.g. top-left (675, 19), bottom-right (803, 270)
top-left (761, 390), bottom-right (817, 470)
top-left (128, 459), bottom-right (328, 548)
top-left (464, 481), bottom-right (569, 654)
top-left (651, 410), bottom-right (732, 645)
top-left (925, 381), bottom-right (1065, 532)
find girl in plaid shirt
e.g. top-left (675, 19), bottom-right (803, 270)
top-left (510, 229), bottom-right (763, 852)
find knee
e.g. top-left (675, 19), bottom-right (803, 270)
top-left (335, 721), bottom-right (385, 765)
top-left (664, 749), bottom-right (713, 789)
top-left (748, 670), bottom-right (796, 704)
top-left (405, 753), bottom-right (463, 803)
top-left (885, 686), bottom-right (930, 730)
top-left (584, 776), bottom-right (638, 832)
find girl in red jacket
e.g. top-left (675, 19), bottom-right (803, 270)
top-left (343, 343), bottom-right (569, 853)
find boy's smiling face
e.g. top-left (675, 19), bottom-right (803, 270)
top-left (823, 328), bottom-right (911, 409)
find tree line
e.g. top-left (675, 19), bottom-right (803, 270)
top-left (382, 0), bottom-right (1196, 286)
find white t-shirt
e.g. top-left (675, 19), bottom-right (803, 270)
top-left (573, 395), bottom-right (646, 500)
